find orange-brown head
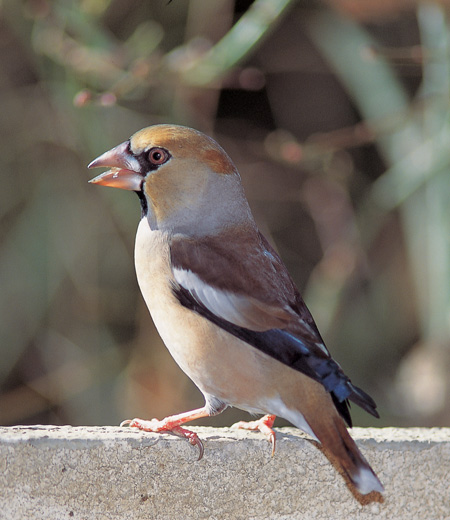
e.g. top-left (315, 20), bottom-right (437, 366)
top-left (88, 125), bottom-right (252, 234)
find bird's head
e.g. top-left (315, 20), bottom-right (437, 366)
top-left (89, 124), bottom-right (252, 234)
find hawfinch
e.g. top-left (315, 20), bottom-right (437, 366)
top-left (88, 124), bottom-right (383, 495)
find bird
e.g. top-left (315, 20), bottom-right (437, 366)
top-left (88, 124), bottom-right (384, 495)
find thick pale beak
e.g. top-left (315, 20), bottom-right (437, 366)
top-left (88, 141), bottom-right (143, 191)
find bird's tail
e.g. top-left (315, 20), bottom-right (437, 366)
top-left (304, 413), bottom-right (384, 495)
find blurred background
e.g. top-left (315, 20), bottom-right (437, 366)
top-left (1, 0), bottom-right (449, 430)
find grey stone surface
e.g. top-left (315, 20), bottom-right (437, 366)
top-left (1, 425), bottom-right (449, 519)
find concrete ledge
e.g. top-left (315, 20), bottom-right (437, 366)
top-left (1, 426), bottom-right (449, 519)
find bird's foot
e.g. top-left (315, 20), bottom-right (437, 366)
top-left (231, 414), bottom-right (277, 456)
top-left (120, 417), bottom-right (204, 460)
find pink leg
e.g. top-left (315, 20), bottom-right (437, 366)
top-left (232, 414), bottom-right (277, 456)
top-left (121, 407), bottom-right (211, 460)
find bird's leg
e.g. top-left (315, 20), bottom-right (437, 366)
top-left (232, 414), bottom-right (277, 456)
top-left (121, 407), bottom-right (211, 460)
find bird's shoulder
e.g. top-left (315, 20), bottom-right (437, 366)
top-left (169, 225), bottom-right (321, 338)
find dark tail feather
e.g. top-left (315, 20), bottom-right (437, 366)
top-left (305, 354), bottom-right (379, 421)
top-left (331, 381), bottom-right (379, 428)
top-left (347, 383), bottom-right (379, 418)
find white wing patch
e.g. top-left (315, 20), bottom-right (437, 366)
top-left (173, 268), bottom-right (292, 331)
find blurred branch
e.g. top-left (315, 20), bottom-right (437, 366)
top-left (4, 0), bottom-right (295, 108)
top-left (306, 8), bottom-right (423, 162)
top-left (178, 0), bottom-right (295, 87)
top-left (370, 136), bottom-right (450, 209)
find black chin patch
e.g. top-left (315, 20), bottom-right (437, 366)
top-left (136, 188), bottom-right (147, 217)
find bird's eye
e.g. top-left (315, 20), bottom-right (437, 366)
top-left (148, 147), bottom-right (169, 166)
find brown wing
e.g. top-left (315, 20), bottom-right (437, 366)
top-left (171, 225), bottom-right (325, 344)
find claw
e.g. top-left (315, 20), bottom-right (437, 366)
top-left (232, 414), bottom-right (277, 456)
top-left (190, 434), bottom-right (205, 461)
top-left (269, 431), bottom-right (276, 457)
top-left (169, 425), bottom-right (205, 461)
top-left (119, 417), bottom-right (205, 460)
